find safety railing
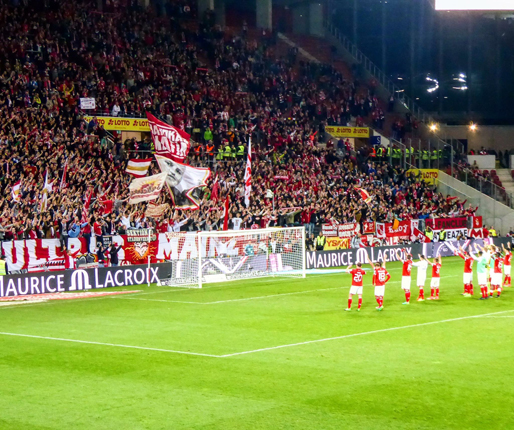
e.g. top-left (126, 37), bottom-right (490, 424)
top-left (452, 168), bottom-right (514, 209)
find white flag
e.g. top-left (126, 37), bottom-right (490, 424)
top-left (11, 180), bottom-right (21, 201)
top-left (155, 154), bottom-right (210, 209)
top-left (244, 137), bottom-right (252, 207)
top-left (43, 170), bottom-right (53, 193)
top-left (125, 158), bottom-right (153, 177)
top-left (128, 173), bottom-right (167, 204)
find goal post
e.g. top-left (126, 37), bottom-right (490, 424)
top-left (161, 227), bottom-right (306, 288)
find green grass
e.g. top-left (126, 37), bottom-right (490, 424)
top-left (1, 256), bottom-right (514, 429)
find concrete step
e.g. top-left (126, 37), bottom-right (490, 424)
top-left (496, 169), bottom-right (513, 183)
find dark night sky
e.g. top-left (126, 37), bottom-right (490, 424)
top-left (327, 0), bottom-right (514, 123)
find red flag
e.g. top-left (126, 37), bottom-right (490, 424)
top-left (244, 137), bottom-right (252, 207)
top-left (211, 175), bottom-right (220, 203)
top-left (147, 113), bottom-right (190, 162)
top-left (223, 195), bottom-right (230, 231)
top-left (81, 189), bottom-right (92, 222)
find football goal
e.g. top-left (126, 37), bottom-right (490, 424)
top-left (162, 227), bottom-right (306, 288)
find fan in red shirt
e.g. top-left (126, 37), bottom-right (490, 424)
top-left (457, 246), bottom-right (474, 296)
top-left (344, 262), bottom-right (366, 311)
top-left (502, 243), bottom-right (512, 287)
top-left (427, 257), bottom-right (442, 300)
top-left (396, 249), bottom-right (413, 304)
top-left (366, 253), bottom-right (390, 311)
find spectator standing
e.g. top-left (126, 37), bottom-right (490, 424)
top-left (109, 243), bottom-right (123, 267)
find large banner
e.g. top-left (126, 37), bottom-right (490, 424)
top-left (83, 116), bottom-right (150, 131)
top-left (337, 223), bottom-right (359, 238)
top-left (426, 216), bottom-right (468, 231)
top-left (155, 155), bottom-right (210, 209)
top-left (325, 126), bottom-right (370, 138)
top-left (0, 263), bottom-right (172, 298)
top-left (407, 169), bottom-right (439, 185)
top-left (128, 173), bottom-right (167, 204)
top-left (1, 231), bottom-right (301, 274)
top-left (147, 113), bottom-right (190, 162)
top-left (307, 243), bottom-right (424, 269)
top-left (322, 222), bottom-right (374, 239)
top-left (376, 220), bottom-right (411, 239)
top-left (322, 224), bottom-right (338, 237)
top-left (307, 238), bottom-right (510, 269)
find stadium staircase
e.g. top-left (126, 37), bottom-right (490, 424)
top-left (437, 170), bottom-right (514, 233)
top-left (497, 169), bottom-right (514, 196)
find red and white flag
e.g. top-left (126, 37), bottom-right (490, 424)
top-left (411, 227), bottom-right (431, 243)
top-left (223, 195), bottom-right (230, 231)
top-left (355, 187), bottom-right (372, 204)
top-left (244, 137), bottom-right (252, 207)
top-left (60, 160), bottom-right (68, 190)
top-left (155, 155), bottom-right (210, 209)
top-left (376, 223), bottom-right (386, 239)
top-left (147, 113), bottom-right (190, 162)
top-left (125, 158), bottom-right (153, 177)
top-left (11, 180), bottom-right (21, 201)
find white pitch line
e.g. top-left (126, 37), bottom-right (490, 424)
top-left (219, 309), bottom-right (514, 357)
top-left (1, 308), bottom-right (511, 358)
top-left (0, 332), bottom-right (221, 358)
top-left (477, 316), bottom-right (514, 318)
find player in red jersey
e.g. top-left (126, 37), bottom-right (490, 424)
top-left (426, 257), bottom-right (442, 300)
top-left (345, 262), bottom-right (366, 311)
top-left (502, 243), bottom-right (511, 287)
top-left (457, 246), bottom-right (474, 296)
top-left (491, 251), bottom-right (504, 298)
top-left (366, 254), bottom-right (391, 311)
top-left (396, 249), bottom-right (413, 305)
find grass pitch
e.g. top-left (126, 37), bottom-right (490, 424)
top-left (1, 256), bottom-right (514, 430)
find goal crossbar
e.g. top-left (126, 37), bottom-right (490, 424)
top-left (162, 227), bottom-right (306, 288)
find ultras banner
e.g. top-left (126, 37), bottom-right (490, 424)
top-left (128, 172), bottom-right (167, 204)
top-left (147, 113), bottom-right (190, 162)
top-left (1, 231), bottom-right (301, 273)
top-left (155, 154), bottom-right (211, 209)
top-left (306, 238), bottom-right (510, 269)
top-left (0, 263), bottom-right (172, 298)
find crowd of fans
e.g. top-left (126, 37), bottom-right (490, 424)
top-left (0, 0), bottom-right (475, 245)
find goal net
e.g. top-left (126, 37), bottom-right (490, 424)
top-left (161, 227), bottom-right (306, 288)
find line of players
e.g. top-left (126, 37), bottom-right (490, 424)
top-left (343, 242), bottom-right (512, 311)
top-left (344, 250), bottom-right (441, 311)
top-left (456, 242), bottom-right (512, 300)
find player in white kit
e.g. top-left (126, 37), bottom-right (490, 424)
top-left (412, 254), bottom-right (429, 301)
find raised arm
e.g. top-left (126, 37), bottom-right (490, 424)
top-left (365, 252), bottom-right (373, 269)
top-left (395, 250), bottom-right (404, 263)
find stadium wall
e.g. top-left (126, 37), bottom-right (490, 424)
top-left (437, 171), bottom-right (514, 233)
top-left (440, 125), bottom-right (514, 152)
top-left (0, 263), bottom-right (172, 298)
top-left (307, 238), bottom-right (508, 269)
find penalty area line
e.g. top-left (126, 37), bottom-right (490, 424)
top-left (219, 309), bottom-right (514, 357)
top-left (0, 332), bottom-right (221, 358)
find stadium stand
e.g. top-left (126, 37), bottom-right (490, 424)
top-left (0, 0), bottom-right (473, 246)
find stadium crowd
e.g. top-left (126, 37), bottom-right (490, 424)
top-left (0, 0), bottom-right (475, 244)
